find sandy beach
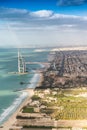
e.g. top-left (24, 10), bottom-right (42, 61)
top-left (0, 72), bottom-right (42, 130)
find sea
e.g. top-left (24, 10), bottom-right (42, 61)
top-left (0, 48), bottom-right (50, 125)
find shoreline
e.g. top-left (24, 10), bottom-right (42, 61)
top-left (1, 72), bottom-right (42, 130)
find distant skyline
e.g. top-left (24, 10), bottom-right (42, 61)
top-left (0, 0), bottom-right (87, 47)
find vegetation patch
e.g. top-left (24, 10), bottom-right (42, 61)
top-left (32, 95), bottom-right (41, 100)
top-left (40, 108), bottom-right (54, 115)
top-left (22, 107), bottom-right (34, 113)
top-left (23, 125), bottom-right (54, 128)
top-left (16, 115), bottom-right (35, 119)
top-left (34, 88), bottom-right (87, 120)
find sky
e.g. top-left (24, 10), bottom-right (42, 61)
top-left (0, 0), bottom-right (87, 47)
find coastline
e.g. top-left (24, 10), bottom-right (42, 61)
top-left (1, 72), bottom-right (42, 130)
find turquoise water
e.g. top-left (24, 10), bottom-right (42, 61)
top-left (0, 48), bottom-right (50, 125)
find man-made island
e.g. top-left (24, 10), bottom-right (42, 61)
top-left (2, 48), bottom-right (87, 130)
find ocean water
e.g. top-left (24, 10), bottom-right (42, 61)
top-left (0, 48), bottom-right (50, 125)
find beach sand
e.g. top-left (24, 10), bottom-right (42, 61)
top-left (0, 72), bottom-right (43, 130)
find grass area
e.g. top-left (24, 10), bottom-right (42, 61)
top-left (40, 108), bottom-right (54, 115)
top-left (55, 107), bottom-right (87, 120)
top-left (35, 88), bottom-right (87, 120)
top-left (52, 92), bottom-right (87, 119)
top-left (22, 107), bottom-right (34, 113)
top-left (32, 95), bottom-right (41, 100)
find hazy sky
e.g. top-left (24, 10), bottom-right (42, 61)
top-left (0, 0), bottom-right (87, 47)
